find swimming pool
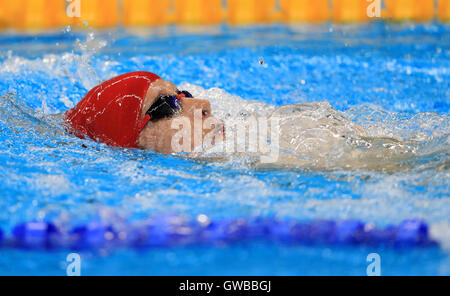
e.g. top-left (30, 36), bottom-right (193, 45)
top-left (0, 23), bottom-right (449, 275)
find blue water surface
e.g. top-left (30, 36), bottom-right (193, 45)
top-left (0, 22), bottom-right (449, 275)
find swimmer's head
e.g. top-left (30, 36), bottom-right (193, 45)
top-left (65, 71), bottom-right (224, 153)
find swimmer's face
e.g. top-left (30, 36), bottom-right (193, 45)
top-left (138, 79), bottom-right (224, 154)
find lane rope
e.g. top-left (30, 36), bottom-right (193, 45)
top-left (0, 215), bottom-right (437, 250)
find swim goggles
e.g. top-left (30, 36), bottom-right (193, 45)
top-left (146, 90), bottom-right (193, 122)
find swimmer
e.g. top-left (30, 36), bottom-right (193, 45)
top-left (65, 71), bottom-right (225, 154)
top-left (65, 71), bottom-right (419, 170)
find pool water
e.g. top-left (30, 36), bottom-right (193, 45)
top-left (0, 23), bottom-right (449, 275)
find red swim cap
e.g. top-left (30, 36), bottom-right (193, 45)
top-left (65, 71), bottom-right (161, 148)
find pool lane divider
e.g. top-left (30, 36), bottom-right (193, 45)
top-left (71, 0), bottom-right (120, 29)
top-left (385, 0), bottom-right (435, 22)
top-left (1, 0), bottom-right (448, 30)
top-left (281, 0), bottom-right (330, 23)
top-left (0, 216), bottom-right (437, 251)
top-left (123, 0), bottom-right (171, 26)
top-left (331, 0), bottom-right (370, 23)
top-left (438, 0), bottom-right (450, 22)
top-left (174, 0), bottom-right (224, 25)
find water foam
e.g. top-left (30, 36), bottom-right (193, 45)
top-left (180, 83), bottom-right (450, 171)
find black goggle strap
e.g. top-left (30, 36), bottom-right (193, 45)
top-left (146, 95), bottom-right (178, 122)
top-left (145, 90), bottom-right (192, 122)
top-left (177, 90), bottom-right (193, 98)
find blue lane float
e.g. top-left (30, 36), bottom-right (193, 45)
top-left (12, 222), bottom-right (60, 249)
top-left (1, 216), bottom-right (438, 251)
top-left (70, 222), bottom-right (117, 250)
